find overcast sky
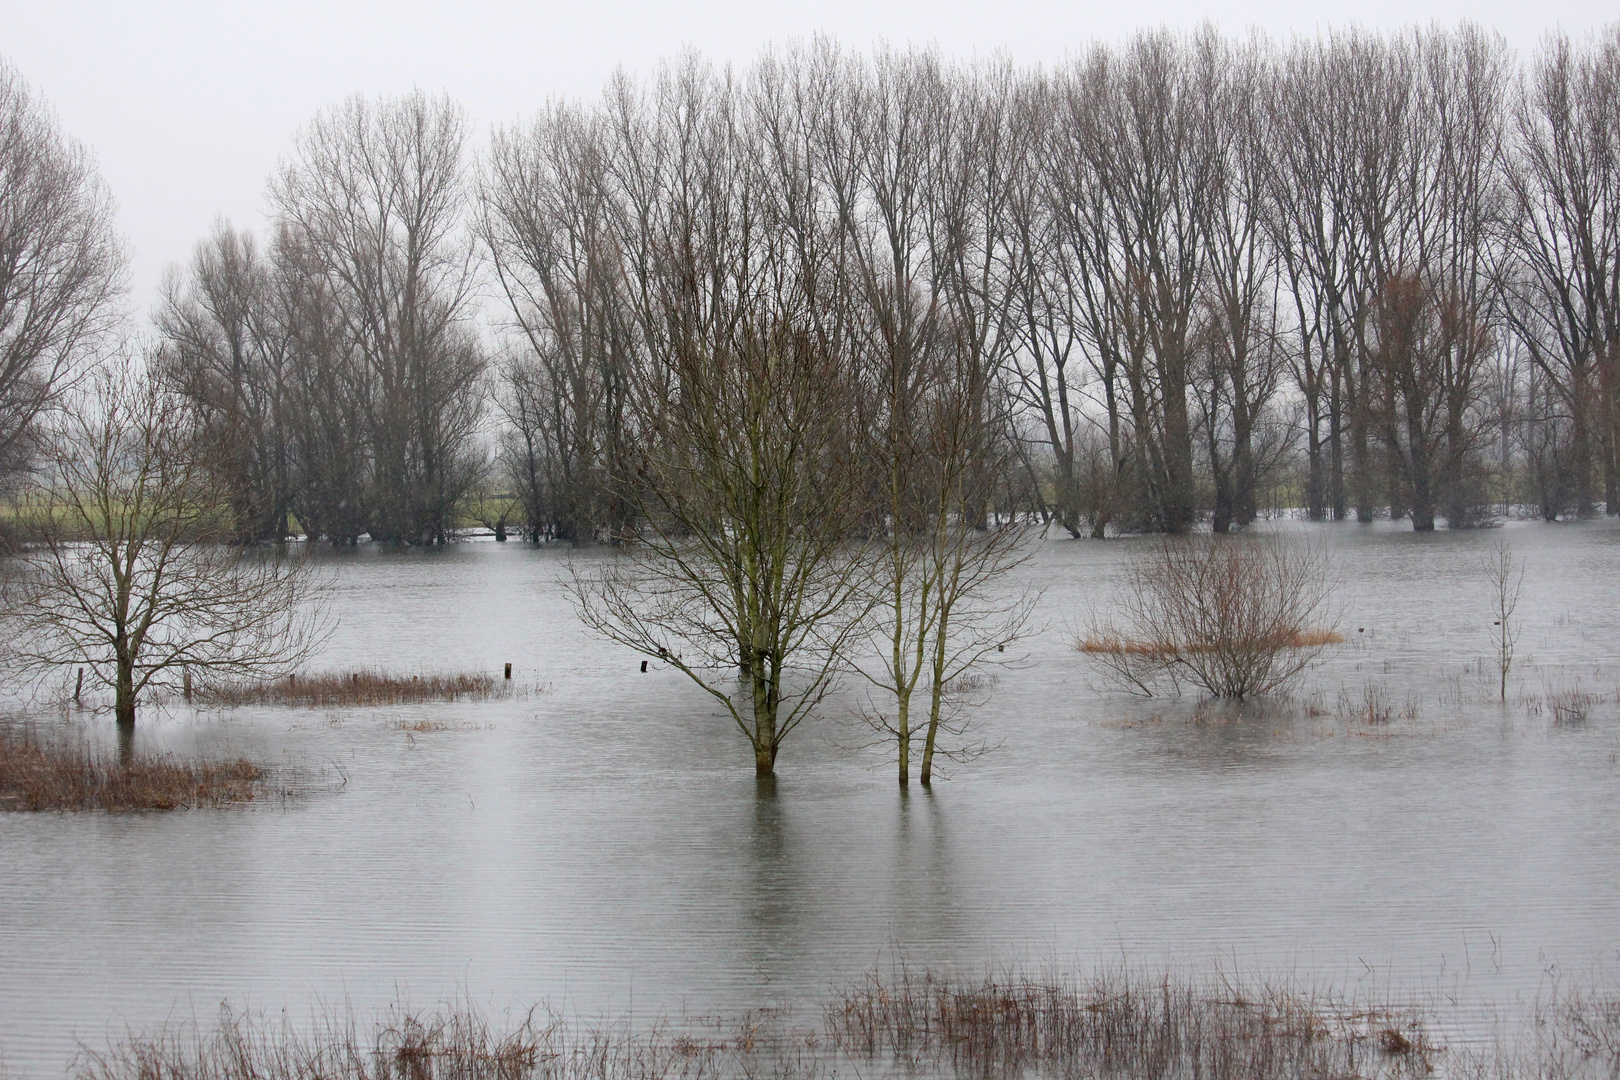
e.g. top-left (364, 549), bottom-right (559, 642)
top-left (4, 0), bottom-right (1614, 311)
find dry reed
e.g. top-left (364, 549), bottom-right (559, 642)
top-left (824, 964), bottom-right (1433, 1080)
top-left (61, 967), bottom-right (1620, 1080)
top-left (1080, 628), bottom-right (1344, 658)
top-left (74, 1002), bottom-right (811, 1080)
top-left (0, 730), bottom-right (268, 812)
top-left (197, 669), bottom-right (509, 709)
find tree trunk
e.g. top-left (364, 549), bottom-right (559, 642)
top-left (896, 699), bottom-right (910, 787)
top-left (116, 660), bottom-right (136, 767)
top-left (920, 683), bottom-right (943, 787)
top-left (1410, 450), bottom-right (1436, 531)
top-left (751, 661), bottom-right (778, 778)
top-left (1232, 411), bottom-right (1256, 528)
top-left (1306, 418), bottom-right (1325, 521)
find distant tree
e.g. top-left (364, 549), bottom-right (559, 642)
top-left (1504, 28), bottom-right (1620, 518)
top-left (0, 57), bottom-right (125, 488)
top-left (272, 91), bottom-right (486, 544)
top-left (480, 104), bottom-right (635, 544)
top-left (6, 363), bottom-right (328, 748)
top-left (1196, 35), bottom-right (1294, 533)
top-left (154, 222), bottom-right (294, 543)
top-left (1366, 273), bottom-right (1459, 531)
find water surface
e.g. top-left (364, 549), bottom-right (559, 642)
top-left (2, 520), bottom-right (1617, 1075)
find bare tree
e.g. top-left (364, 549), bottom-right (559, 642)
top-left (1270, 32), bottom-right (1419, 523)
top-left (273, 91), bottom-right (486, 545)
top-left (855, 337), bottom-right (1038, 785)
top-left (1041, 32), bottom-right (1220, 534)
top-left (274, 223), bottom-right (375, 544)
top-left (1007, 73), bottom-right (1095, 538)
top-left (572, 320), bottom-right (867, 777)
top-left (1366, 273), bottom-right (1460, 530)
top-left (154, 222), bottom-right (294, 542)
top-left (1418, 26), bottom-right (1513, 528)
top-left (0, 57), bottom-right (126, 488)
top-left (480, 103), bottom-right (636, 543)
top-left (1504, 27), bottom-right (1620, 518)
top-left (1197, 34), bottom-right (1292, 533)
top-left (1483, 537), bottom-right (1523, 701)
top-left (6, 362), bottom-right (327, 748)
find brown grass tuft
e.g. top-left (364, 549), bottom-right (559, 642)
top-left (388, 718), bottom-right (490, 733)
top-left (0, 730), bottom-right (269, 812)
top-left (196, 669), bottom-right (509, 709)
top-left (1080, 629), bottom-right (1344, 657)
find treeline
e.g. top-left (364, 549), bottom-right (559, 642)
top-left (149, 25), bottom-right (1620, 541)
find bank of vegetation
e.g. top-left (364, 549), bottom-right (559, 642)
top-left (0, 727), bottom-right (272, 812)
top-left (62, 964), bottom-right (1620, 1080)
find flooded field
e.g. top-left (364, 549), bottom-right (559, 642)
top-left (2, 519), bottom-right (1617, 1077)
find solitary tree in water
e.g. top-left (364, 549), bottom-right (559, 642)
top-left (572, 320), bottom-right (867, 777)
top-left (6, 364), bottom-right (327, 748)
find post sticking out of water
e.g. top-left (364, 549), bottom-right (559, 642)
top-left (74, 667), bottom-right (83, 704)
top-left (641, 660), bottom-right (648, 672)
top-left (504, 663), bottom-right (512, 680)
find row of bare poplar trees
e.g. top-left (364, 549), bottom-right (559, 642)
top-left (151, 24), bottom-right (1620, 543)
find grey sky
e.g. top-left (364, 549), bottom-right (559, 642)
top-left (3, 0), bottom-right (1612, 310)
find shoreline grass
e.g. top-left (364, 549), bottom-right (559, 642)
top-left (55, 965), bottom-right (1620, 1080)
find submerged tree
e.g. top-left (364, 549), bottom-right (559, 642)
top-left (1483, 538), bottom-right (1523, 702)
top-left (856, 319), bottom-right (1039, 785)
top-left (572, 319), bottom-right (868, 777)
top-left (1504, 28), bottom-right (1620, 518)
top-left (6, 363), bottom-right (328, 747)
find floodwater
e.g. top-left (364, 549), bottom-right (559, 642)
top-left (1, 520), bottom-right (1618, 1076)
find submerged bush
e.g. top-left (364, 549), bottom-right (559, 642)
top-left (1081, 535), bottom-right (1341, 699)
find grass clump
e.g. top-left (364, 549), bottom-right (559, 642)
top-left (74, 1002), bottom-right (806, 1080)
top-left (197, 669), bottom-right (509, 709)
top-left (0, 729), bottom-right (269, 812)
top-left (825, 964), bottom-right (1432, 1079)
